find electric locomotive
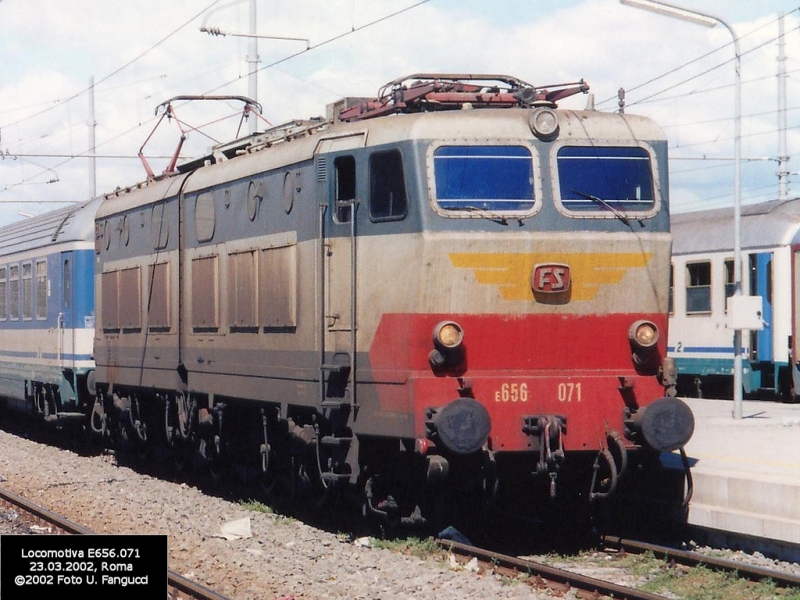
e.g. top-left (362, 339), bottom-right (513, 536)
top-left (4, 74), bottom-right (695, 527)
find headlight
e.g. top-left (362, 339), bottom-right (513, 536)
top-left (433, 321), bottom-right (464, 350)
top-left (430, 321), bottom-right (465, 370)
top-left (629, 320), bottom-right (659, 349)
top-left (529, 107), bottom-right (559, 140)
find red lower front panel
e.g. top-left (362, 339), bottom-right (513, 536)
top-left (368, 312), bottom-right (668, 453)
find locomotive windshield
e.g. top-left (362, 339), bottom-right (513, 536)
top-left (556, 145), bottom-right (656, 215)
top-left (432, 145), bottom-right (535, 212)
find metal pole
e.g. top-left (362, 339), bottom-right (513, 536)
top-left (248, 0), bottom-right (258, 135)
top-left (88, 76), bottom-right (97, 199)
top-left (777, 12), bottom-right (789, 203)
top-left (620, 0), bottom-right (743, 418)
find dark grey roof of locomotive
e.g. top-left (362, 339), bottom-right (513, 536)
top-left (671, 197), bottom-right (800, 255)
top-left (0, 196), bottom-right (100, 257)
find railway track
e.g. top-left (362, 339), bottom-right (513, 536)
top-left (438, 538), bottom-right (668, 600)
top-left (438, 536), bottom-right (800, 600)
top-left (600, 535), bottom-right (800, 589)
top-left (0, 485), bottom-right (231, 600)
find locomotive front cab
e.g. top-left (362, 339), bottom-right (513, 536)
top-left (349, 78), bottom-right (695, 513)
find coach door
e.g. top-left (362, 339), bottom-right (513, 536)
top-left (750, 252), bottom-right (773, 365)
top-left (59, 251), bottom-right (75, 369)
top-left (792, 248), bottom-right (800, 397)
top-left (317, 151), bottom-right (360, 406)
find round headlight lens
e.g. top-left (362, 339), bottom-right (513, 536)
top-left (434, 321), bottom-right (464, 350)
top-left (630, 320), bottom-right (659, 348)
top-left (529, 107), bottom-right (559, 140)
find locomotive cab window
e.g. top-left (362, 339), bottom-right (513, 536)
top-left (334, 156), bottom-right (355, 223)
top-left (556, 145), bottom-right (657, 216)
top-left (370, 149), bottom-right (407, 220)
top-left (431, 145), bottom-right (536, 213)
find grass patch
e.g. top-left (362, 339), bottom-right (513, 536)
top-left (370, 536), bottom-right (445, 559)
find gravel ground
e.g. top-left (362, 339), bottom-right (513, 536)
top-left (0, 427), bottom-right (555, 600)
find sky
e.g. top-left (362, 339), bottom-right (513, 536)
top-left (0, 0), bottom-right (798, 226)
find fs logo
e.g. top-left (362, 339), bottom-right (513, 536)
top-left (531, 263), bottom-right (571, 294)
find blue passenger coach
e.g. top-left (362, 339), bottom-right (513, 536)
top-left (0, 198), bottom-right (98, 421)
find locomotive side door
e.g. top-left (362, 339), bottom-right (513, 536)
top-left (317, 151), bottom-right (359, 405)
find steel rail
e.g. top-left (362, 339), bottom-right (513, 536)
top-left (437, 538), bottom-right (671, 600)
top-left (0, 485), bottom-right (231, 600)
top-left (602, 535), bottom-right (800, 588)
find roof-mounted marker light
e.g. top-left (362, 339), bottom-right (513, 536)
top-left (529, 107), bottom-right (559, 141)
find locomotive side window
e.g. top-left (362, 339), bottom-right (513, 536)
top-left (8, 265), bottom-right (18, 321)
top-left (22, 262), bottom-right (32, 321)
top-left (0, 266), bottom-right (6, 321)
top-left (228, 250), bottom-right (257, 330)
top-left (259, 244), bottom-right (297, 329)
top-left (195, 192), bottom-right (216, 243)
top-left (686, 261), bottom-right (711, 315)
top-left (369, 149), bottom-right (407, 220)
top-left (192, 255), bottom-right (219, 331)
top-left (334, 156), bottom-right (355, 223)
top-left (151, 203), bottom-right (169, 249)
top-left (147, 262), bottom-right (170, 331)
top-left (119, 267), bottom-right (141, 330)
top-left (433, 145), bottom-right (535, 212)
top-left (556, 146), bottom-right (656, 215)
top-left (36, 260), bottom-right (47, 320)
top-left (101, 270), bottom-right (119, 331)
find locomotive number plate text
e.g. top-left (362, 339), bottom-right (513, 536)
top-left (494, 383), bottom-right (528, 402)
top-left (558, 382), bottom-right (582, 402)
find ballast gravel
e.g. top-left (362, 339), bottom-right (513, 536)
top-left (0, 428), bottom-right (554, 599)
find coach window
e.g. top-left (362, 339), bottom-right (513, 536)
top-left (63, 260), bottom-right (71, 310)
top-left (432, 145), bottom-right (535, 213)
top-left (0, 266), bottom-right (6, 320)
top-left (22, 262), bottom-right (32, 320)
top-left (370, 149), bottom-right (407, 220)
top-left (724, 259), bottom-right (734, 311)
top-left (556, 145), bottom-right (656, 217)
top-left (36, 260), bottom-right (47, 320)
top-left (686, 261), bottom-right (711, 315)
top-left (9, 265), bottom-right (18, 321)
top-left (668, 263), bottom-right (674, 315)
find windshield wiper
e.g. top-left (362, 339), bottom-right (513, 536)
top-left (571, 189), bottom-right (630, 226)
top-left (462, 205), bottom-right (509, 226)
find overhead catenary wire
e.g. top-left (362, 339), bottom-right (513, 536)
top-left (0, 0), bottom-right (433, 195)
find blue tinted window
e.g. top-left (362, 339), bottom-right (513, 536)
top-left (557, 146), bottom-right (655, 213)
top-left (434, 146), bottom-right (534, 211)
